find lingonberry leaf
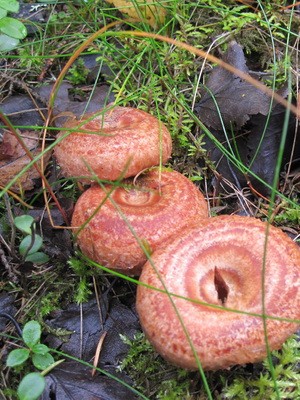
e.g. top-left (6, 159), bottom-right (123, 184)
top-left (22, 320), bottom-right (41, 347)
top-left (19, 235), bottom-right (43, 256)
top-left (25, 252), bottom-right (49, 264)
top-left (0, 0), bottom-right (19, 13)
top-left (6, 348), bottom-right (30, 367)
top-left (0, 33), bottom-right (18, 51)
top-left (0, 8), bottom-right (7, 18)
top-left (32, 343), bottom-right (50, 355)
top-left (0, 17), bottom-right (27, 39)
top-left (32, 353), bottom-right (55, 370)
top-left (14, 215), bottom-right (34, 235)
top-left (17, 373), bottom-right (45, 400)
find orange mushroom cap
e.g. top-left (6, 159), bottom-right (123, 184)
top-left (71, 169), bottom-right (208, 275)
top-left (136, 215), bottom-right (300, 370)
top-left (54, 106), bottom-right (172, 182)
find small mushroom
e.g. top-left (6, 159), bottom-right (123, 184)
top-left (71, 169), bottom-right (208, 275)
top-left (54, 106), bottom-right (172, 182)
top-left (136, 215), bottom-right (300, 370)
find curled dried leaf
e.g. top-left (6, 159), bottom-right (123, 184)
top-left (104, 0), bottom-right (166, 27)
top-left (0, 131), bottom-right (50, 193)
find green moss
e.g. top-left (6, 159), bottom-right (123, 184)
top-left (66, 58), bottom-right (89, 85)
top-left (118, 333), bottom-right (193, 399)
top-left (221, 336), bottom-right (300, 399)
top-left (118, 333), bottom-right (300, 400)
top-left (274, 202), bottom-right (300, 228)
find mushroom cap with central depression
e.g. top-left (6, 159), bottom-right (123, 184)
top-left (136, 215), bottom-right (300, 370)
top-left (71, 169), bottom-right (209, 275)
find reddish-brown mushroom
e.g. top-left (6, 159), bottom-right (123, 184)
top-left (54, 106), bottom-right (172, 182)
top-left (136, 215), bottom-right (300, 370)
top-left (71, 169), bottom-right (208, 275)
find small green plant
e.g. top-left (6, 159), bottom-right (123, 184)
top-left (6, 320), bottom-right (55, 400)
top-left (222, 336), bottom-right (300, 399)
top-left (118, 332), bottom-right (192, 399)
top-left (14, 215), bottom-right (49, 264)
top-left (118, 333), bottom-right (300, 399)
top-left (0, 0), bottom-right (27, 52)
top-left (66, 58), bottom-right (89, 85)
top-left (274, 202), bottom-right (300, 227)
top-left (68, 255), bottom-right (93, 303)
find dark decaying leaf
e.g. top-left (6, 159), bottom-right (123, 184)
top-left (195, 41), bottom-right (270, 130)
top-left (41, 361), bottom-right (139, 400)
top-left (0, 292), bottom-right (17, 332)
top-left (44, 296), bottom-right (140, 399)
top-left (46, 297), bottom-right (140, 366)
top-left (35, 81), bottom-right (115, 126)
top-left (12, 2), bottom-right (50, 36)
top-left (0, 94), bottom-right (45, 129)
top-left (195, 41), bottom-right (300, 195)
top-left (202, 96), bottom-right (299, 196)
top-left (76, 53), bottom-right (116, 84)
top-left (244, 98), bottom-right (299, 194)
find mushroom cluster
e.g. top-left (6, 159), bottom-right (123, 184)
top-left (55, 104), bottom-right (300, 371)
top-left (55, 105), bottom-right (208, 275)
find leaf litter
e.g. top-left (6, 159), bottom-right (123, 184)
top-left (43, 296), bottom-right (140, 399)
top-left (195, 41), bottom-right (300, 195)
top-left (196, 41), bottom-right (271, 130)
top-left (0, 5), bottom-right (299, 398)
top-left (0, 130), bottom-right (48, 192)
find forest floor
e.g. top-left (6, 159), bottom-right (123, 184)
top-left (0, 1), bottom-right (300, 399)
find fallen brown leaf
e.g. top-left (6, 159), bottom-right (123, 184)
top-left (0, 131), bottom-right (50, 193)
top-left (104, 0), bottom-right (166, 27)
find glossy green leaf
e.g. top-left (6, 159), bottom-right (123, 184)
top-left (0, 33), bottom-right (18, 51)
top-left (0, 7), bottom-right (7, 19)
top-left (32, 352), bottom-right (55, 370)
top-left (6, 349), bottom-right (30, 367)
top-left (14, 215), bottom-right (34, 235)
top-left (0, 0), bottom-right (19, 13)
top-left (32, 343), bottom-right (50, 355)
top-left (25, 252), bottom-right (49, 265)
top-left (0, 17), bottom-right (27, 39)
top-left (19, 235), bottom-right (43, 256)
top-left (17, 373), bottom-right (45, 400)
top-left (22, 320), bottom-right (41, 347)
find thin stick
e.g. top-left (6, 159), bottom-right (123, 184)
top-left (92, 331), bottom-right (107, 377)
